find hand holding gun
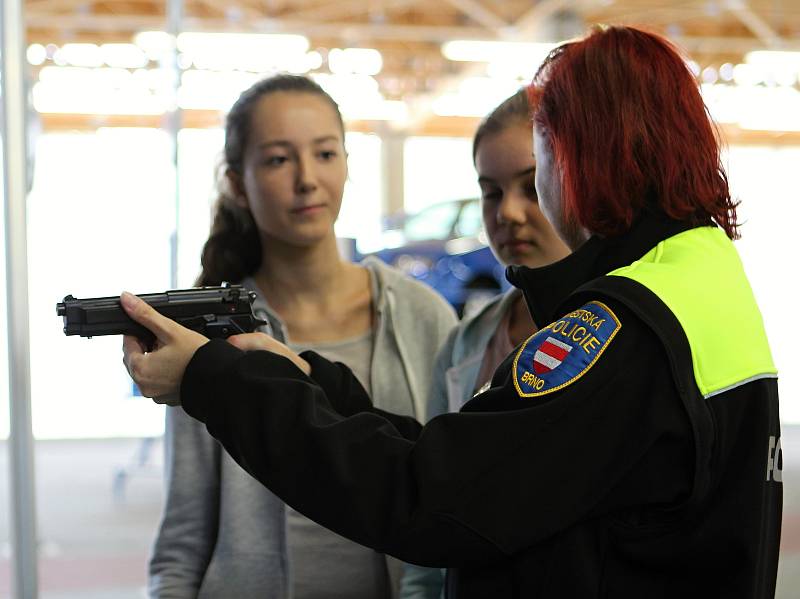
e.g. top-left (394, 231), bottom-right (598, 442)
top-left (56, 284), bottom-right (267, 347)
top-left (58, 285), bottom-right (308, 404)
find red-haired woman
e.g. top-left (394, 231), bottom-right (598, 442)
top-left (122, 25), bottom-right (782, 599)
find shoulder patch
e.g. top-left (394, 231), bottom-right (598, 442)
top-left (513, 300), bottom-right (621, 398)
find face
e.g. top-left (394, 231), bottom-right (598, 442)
top-left (532, 128), bottom-right (588, 250)
top-left (476, 123), bottom-right (570, 268)
top-left (232, 91), bottom-right (347, 248)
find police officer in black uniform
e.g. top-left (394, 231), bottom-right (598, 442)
top-left (123, 25), bottom-right (782, 599)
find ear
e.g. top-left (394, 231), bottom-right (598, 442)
top-left (226, 169), bottom-right (248, 209)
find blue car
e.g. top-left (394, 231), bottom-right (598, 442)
top-left (362, 198), bottom-right (510, 316)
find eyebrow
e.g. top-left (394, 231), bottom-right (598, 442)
top-left (257, 135), bottom-right (341, 149)
top-left (478, 166), bottom-right (535, 184)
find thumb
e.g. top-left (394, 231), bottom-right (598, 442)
top-left (120, 291), bottom-right (175, 341)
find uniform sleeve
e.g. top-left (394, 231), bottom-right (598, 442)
top-left (148, 407), bottom-right (220, 598)
top-left (400, 324), bottom-right (458, 597)
top-left (301, 351), bottom-right (425, 440)
top-left (181, 299), bottom-right (693, 567)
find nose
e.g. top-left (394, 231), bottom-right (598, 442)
top-left (497, 190), bottom-right (526, 226)
top-left (295, 153), bottom-right (318, 194)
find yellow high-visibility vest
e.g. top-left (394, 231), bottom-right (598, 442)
top-left (609, 226), bottom-right (777, 398)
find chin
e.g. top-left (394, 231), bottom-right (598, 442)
top-left (511, 250), bottom-right (555, 269)
top-left (506, 249), bottom-right (537, 266)
top-left (292, 218), bottom-right (333, 235)
top-left (265, 227), bottom-right (330, 249)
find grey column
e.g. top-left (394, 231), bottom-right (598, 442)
top-left (1, 0), bottom-right (39, 597)
top-left (380, 131), bottom-right (407, 220)
top-left (165, 0), bottom-right (183, 288)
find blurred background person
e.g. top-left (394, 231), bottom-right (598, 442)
top-left (148, 74), bottom-right (457, 599)
top-left (399, 88), bottom-right (569, 599)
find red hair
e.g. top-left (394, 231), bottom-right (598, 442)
top-left (528, 25), bottom-right (739, 239)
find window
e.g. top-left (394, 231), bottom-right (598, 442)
top-left (23, 127), bottom-right (171, 597)
top-left (30, 128), bottom-right (171, 439)
top-left (403, 137), bottom-right (479, 214)
top-left (336, 132), bottom-right (384, 251)
top-left (403, 201), bottom-right (461, 241)
top-left (726, 145), bottom-right (800, 423)
top-left (454, 199), bottom-right (482, 238)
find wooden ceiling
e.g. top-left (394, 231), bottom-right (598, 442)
top-left (23, 0), bottom-right (800, 139)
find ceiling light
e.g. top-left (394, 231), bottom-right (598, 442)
top-left (733, 63), bottom-right (761, 87)
top-left (719, 63), bottom-right (735, 82)
top-left (702, 83), bottom-right (800, 132)
top-left (177, 70), bottom-right (260, 110)
top-left (745, 50), bottom-right (800, 87)
top-left (306, 51), bottom-right (323, 71)
top-left (27, 44), bottom-right (47, 65)
top-left (134, 31), bottom-right (174, 61)
top-left (101, 44), bottom-right (149, 69)
top-left (442, 40), bottom-right (554, 64)
top-left (745, 50), bottom-right (800, 71)
top-left (328, 48), bottom-right (383, 76)
top-left (702, 66), bottom-right (718, 84)
top-left (341, 99), bottom-right (408, 122)
top-left (55, 43), bottom-right (103, 68)
top-left (433, 77), bottom-right (521, 117)
top-left (176, 33), bottom-right (309, 72)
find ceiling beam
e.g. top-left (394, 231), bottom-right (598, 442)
top-left (596, 1), bottom-right (704, 26)
top-left (674, 35), bottom-right (800, 53)
top-left (278, 0), bottom-right (421, 23)
top-left (723, 0), bottom-right (783, 48)
top-left (439, 0), bottom-right (508, 30)
top-left (25, 11), bottom-right (800, 53)
top-left (404, 0), bottom-right (579, 128)
top-left (402, 0), bottom-right (800, 131)
top-left (25, 0), bottom-right (99, 14)
top-left (280, 0), bottom-right (383, 22)
top-left (506, 0), bottom-right (569, 39)
top-left (26, 12), bottom-right (496, 41)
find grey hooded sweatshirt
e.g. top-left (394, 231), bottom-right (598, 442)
top-left (148, 257), bottom-right (457, 598)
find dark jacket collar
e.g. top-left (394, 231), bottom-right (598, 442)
top-left (506, 210), bottom-right (697, 327)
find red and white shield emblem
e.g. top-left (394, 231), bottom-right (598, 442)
top-left (533, 336), bottom-right (572, 374)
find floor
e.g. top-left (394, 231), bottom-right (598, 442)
top-left (0, 427), bottom-right (799, 598)
top-left (0, 438), bottom-right (163, 598)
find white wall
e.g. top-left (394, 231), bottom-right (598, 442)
top-left (28, 129), bottom-right (172, 439)
top-left (0, 148), bottom-right (8, 438)
top-left (726, 145), bottom-right (800, 423)
top-left (403, 136), bottom-right (479, 214)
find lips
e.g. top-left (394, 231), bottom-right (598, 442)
top-left (291, 204), bottom-right (325, 215)
top-left (501, 238), bottom-right (533, 250)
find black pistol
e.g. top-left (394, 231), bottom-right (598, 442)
top-left (56, 284), bottom-right (267, 345)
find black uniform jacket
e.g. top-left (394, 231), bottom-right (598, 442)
top-left (181, 211), bottom-right (782, 599)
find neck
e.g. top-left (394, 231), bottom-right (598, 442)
top-left (507, 292), bottom-right (536, 346)
top-left (254, 233), bottom-right (349, 305)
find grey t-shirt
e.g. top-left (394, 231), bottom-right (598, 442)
top-left (286, 330), bottom-right (391, 599)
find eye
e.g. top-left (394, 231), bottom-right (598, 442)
top-left (319, 150), bottom-right (338, 161)
top-left (523, 180), bottom-right (538, 201)
top-left (481, 189), bottom-right (502, 203)
top-left (263, 155), bottom-right (288, 167)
